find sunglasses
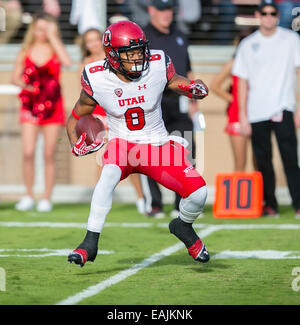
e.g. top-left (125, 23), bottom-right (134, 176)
top-left (260, 11), bottom-right (278, 16)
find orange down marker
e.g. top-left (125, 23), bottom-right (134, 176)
top-left (213, 172), bottom-right (263, 218)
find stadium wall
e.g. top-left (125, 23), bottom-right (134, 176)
top-left (0, 44), bottom-right (299, 204)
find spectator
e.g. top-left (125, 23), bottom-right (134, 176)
top-left (20, 0), bottom-right (60, 16)
top-left (143, 0), bottom-right (200, 218)
top-left (108, 0), bottom-right (131, 24)
top-left (70, 0), bottom-right (105, 35)
top-left (42, 0), bottom-right (60, 17)
top-left (12, 12), bottom-right (71, 212)
top-left (0, 1), bottom-right (22, 44)
top-left (128, 0), bottom-right (202, 34)
top-left (176, 0), bottom-right (201, 34)
top-left (79, 28), bottom-right (105, 74)
top-left (210, 0), bottom-right (237, 44)
top-left (128, 0), bottom-right (150, 27)
top-left (79, 28), bottom-right (146, 214)
top-left (78, 29), bottom-right (107, 147)
top-left (19, 0), bottom-right (61, 22)
top-left (233, 0), bottom-right (300, 218)
top-left (211, 27), bottom-right (256, 172)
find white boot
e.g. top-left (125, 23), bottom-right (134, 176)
top-left (15, 196), bottom-right (35, 211)
top-left (136, 198), bottom-right (146, 214)
top-left (36, 199), bottom-right (52, 212)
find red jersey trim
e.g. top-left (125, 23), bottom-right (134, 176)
top-left (81, 69), bottom-right (93, 97)
top-left (166, 55), bottom-right (175, 81)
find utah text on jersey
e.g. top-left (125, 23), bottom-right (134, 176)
top-left (81, 50), bottom-right (176, 145)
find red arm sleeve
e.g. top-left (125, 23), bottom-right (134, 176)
top-left (165, 55), bottom-right (175, 81)
top-left (81, 68), bottom-right (94, 97)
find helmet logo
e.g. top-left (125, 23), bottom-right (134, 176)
top-left (103, 30), bottom-right (111, 46)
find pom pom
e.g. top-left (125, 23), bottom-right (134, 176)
top-left (19, 60), bottom-right (60, 120)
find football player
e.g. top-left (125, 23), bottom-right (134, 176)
top-left (66, 20), bottom-right (209, 267)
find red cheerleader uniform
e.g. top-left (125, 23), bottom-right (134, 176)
top-left (225, 75), bottom-right (242, 136)
top-left (19, 53), bottom-right (65, 125)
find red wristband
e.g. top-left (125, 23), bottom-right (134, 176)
top-left (72, 108), bottom-right (80, 120)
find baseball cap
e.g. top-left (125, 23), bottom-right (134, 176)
top-left (258, 0), bottom-right (278, 11)
top-left (150, 0), bottom-right (175, 10)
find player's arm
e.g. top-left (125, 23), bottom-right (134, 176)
top-left (66, 90), bottom-right (103, 156)
top-left (167, 73), bottom-right (208, 99)
top-left (210, 59), bottom-right (234, 103)
top-left (163, 54), bottom-right (208, 99)
top-left (66, 90), bottom-right (95, 146)
top-left (11, 50), bottom-right (34, 90)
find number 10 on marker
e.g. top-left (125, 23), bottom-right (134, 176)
top-left (213, 172), bottom-right (263, 218)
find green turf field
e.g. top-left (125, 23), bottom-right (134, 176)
top-left (0, 202), bottom-right (300, 305)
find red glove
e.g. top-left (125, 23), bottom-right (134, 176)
top-left (72, 132), bottom-right (104, 157)
top-left (178, 80), bottom-right (208, 99)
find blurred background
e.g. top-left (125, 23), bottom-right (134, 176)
top-left (0, 0), bottom-right (299, 205)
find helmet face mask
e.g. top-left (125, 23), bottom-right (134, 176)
top-left (103, 21), bottom-right (150, 80)
top-left (118, 43), bottom-right (150, 79)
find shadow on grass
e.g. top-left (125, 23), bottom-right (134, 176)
top-left (116, 252), bottom-right (229, 272)
top-left (55, 249), bottom-right (231, 278)
top-left (72, 266), bottom-right (129, 276)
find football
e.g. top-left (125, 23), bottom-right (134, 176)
top-left (75, 115), bottom-right (106, 145)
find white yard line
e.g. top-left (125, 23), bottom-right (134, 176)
top-left (55, 226), bottom-right (217, 305)
top-left (212, 250), bottom-right (300, 259)
top-left (209, 224), bottom-right (300, 230)
top-left (1, 221), bottom-right (299, 305)
top-left (1, 221), bottom-right (300, 230)
top-left (0, 221), bottom-right (87, 228)
top-left (0, 221), bottom-right (207, 229)
top-left (0, 248), bottom-right (114, 258)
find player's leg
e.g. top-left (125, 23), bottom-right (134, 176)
top-left (129, 173), bottom-right (145, 214)
top-left (146, 177), bottom-right (164, 217)
top-left (229, 134), bottom-right (247, 172)
top-left (169, 186), bottom-right (209, 263)
top-left (167, 119), bottom-right (194, 215)
top-left (251, 120), bottom-right (278, 214)
top-left (68, 164), bottom-right (122, 267)
top-left (38, 124), bottom-right (61, 211)
top-left (68, 138), bottom-right (131, 266)
top-left (273, 111), bottom-right (300, 212)
top-left (15, 123), bottom-right (39, 211)
top-left (21, 123), bottom-right (39, 197)
top-left (136, 141), bottom-right (209, 262)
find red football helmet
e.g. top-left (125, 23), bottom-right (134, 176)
top-left (102, 21), bottom-right (150, 80)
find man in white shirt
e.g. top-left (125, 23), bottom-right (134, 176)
top-left (233, 0), bottom-right (300, 218)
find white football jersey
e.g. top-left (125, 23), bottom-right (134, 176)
top-left (81, 50), bottom-right (174, 145)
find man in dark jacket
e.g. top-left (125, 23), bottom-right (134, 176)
top-left (143, 0), bottom-right (199, 218)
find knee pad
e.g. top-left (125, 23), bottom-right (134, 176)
top-left (179, 185), bottom-right (207, 223)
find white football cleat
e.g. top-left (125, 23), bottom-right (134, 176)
top-left (15, 196), bottom-right (35, 211)
top-left (36, 199), bottom-right (53, 212)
